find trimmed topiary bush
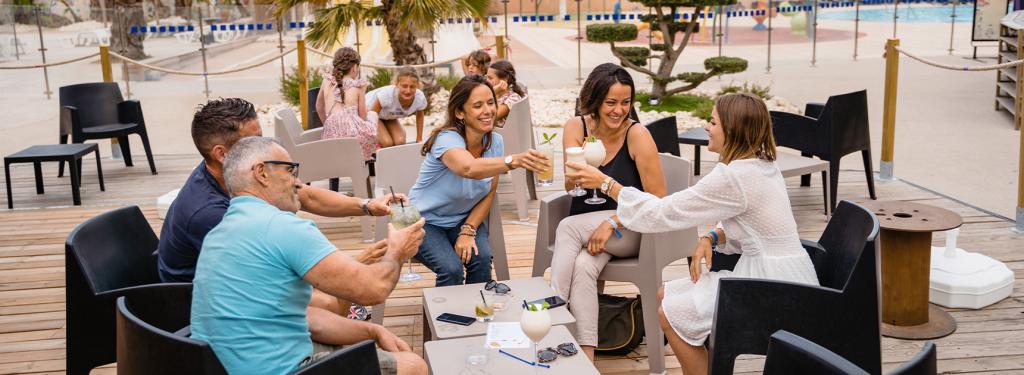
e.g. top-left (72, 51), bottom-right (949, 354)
top-left (586, 23), bottom-right (639, 43)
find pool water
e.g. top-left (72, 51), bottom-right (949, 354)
top-left (817, 4), bottom-right (974, 23)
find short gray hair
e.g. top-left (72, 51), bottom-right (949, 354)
top-left (223, 136), bottom-right (282, 195)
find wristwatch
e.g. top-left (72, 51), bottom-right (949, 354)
top-left (360, 198), bottom-right (371, 216)
top-left (504, 155), bottom-right (515, 170)
top-left (600, 177), bottom-right (615, 195)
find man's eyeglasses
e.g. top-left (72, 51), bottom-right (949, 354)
top-left (485, 280), bottom-right (511, 295)
top-left (537, 343), bottom-right (578, 363)
top-left (262, 160), bottom-right (300, 178)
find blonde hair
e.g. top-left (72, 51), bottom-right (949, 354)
top-left (714, 93), bottom-right (777, 164)
top-left (394, 66), bottom-right (420, 84)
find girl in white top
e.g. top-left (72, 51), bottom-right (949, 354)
top-left (566, 93), bottom-right (819, 375)
top-left (365, 67), bottom-right (428, 145)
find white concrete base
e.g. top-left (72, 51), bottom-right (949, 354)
top-left (156, 188), bottom-right (180, 220)
top-left (929, 228), bottom-right (1014, 309)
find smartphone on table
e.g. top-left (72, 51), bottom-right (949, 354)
top-left (435, 313), bottom-right (476, 326)
top-left (526, 296), bottom-right (567, 309)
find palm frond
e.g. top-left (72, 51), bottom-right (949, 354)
top-left (272, 0), bottom-right (331, 17)
top-left (398, 0), bottom-right (490, 31)
top-left (304, 2), bottom-right (382, 50)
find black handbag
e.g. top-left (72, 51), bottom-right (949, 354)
top-left (595, 294), bottom-right (646, 356)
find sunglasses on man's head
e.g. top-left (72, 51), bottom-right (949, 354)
top-left (485, 280), bottom-right (511, 295)
top-left (262, 160), bottom-right (300, 178)
top-left (537, 342), bottom-right (579, 363)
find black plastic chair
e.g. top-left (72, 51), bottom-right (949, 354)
top-left (707, 200), bottom-right (882, 375)
top-left (308, 87), bottom-right (324, 130)
top-left (115, 283), bottom-right (382, 375)
top-left (764, 330), bottom-right (937, 375)
top-left (645, 116), bottom-right (681, 157)
top-left (65, 205), bottom-right (162, 375)
top-left (769, 90), bottom-right (875, 211)
top-left (58, 82), bottom-right (157, 176)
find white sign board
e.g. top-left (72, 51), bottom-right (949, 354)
top-left (973, 0), bottom-right (1011, 42)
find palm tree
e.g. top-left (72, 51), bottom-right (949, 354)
top-left (274, 0), bottom-right (490, 94)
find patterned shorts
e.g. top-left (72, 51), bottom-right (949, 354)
top-left (299, 341), bottom-right (398, 375)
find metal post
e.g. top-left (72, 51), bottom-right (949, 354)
top-left (811, 0), bottom-right (818, 66)
top-left (577, 0), bottom-right (583, 84)
top-left (717, 5), bottom-right (723, 57)
top-left (879, 38), bottom-right (899, 181)
top-left (948, 0), bottom-right (958, 55)
top-left (33, 6), bottom-right (52, 99)
top-left (503, 0), bottom-right (510, 58)
top-left (854, 0), bottom-right (860, 60)
top-left (297, 39), bottom-right (309, 130)
top-left (118, 6), bottom-right (131, 100)
top-left (429, 30), bottom-right (436, 62)
top-left (11, 15), bottom-right (20, 60)
top-left (355, 20), bottom-right (362, 54)
top-left (647, 6), bottom-right (653, 70)
top-left (100, 45), bottom-right (113, 82)
top-left (892, 0), bottom-right (899, 38)
top-left (767, 0), bottom-right (773, 72)
top-left (198, 7), bottom-right (211, 98)
top-left (277, 16), bottom-right (286, 78)
top-left (100, 0), bottom-right (108, 27)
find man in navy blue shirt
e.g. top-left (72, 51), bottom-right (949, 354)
top-left (157, 98), bottom-right (400, 341)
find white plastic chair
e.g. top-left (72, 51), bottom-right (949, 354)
top-left (531, 154), bottom-right (697, 375)
top-left (367, 142), bottom-right (511, 325)
top-left (494, 95), bottom-right (537, 222)
top-left (274, 107), bottom-right (373, 242)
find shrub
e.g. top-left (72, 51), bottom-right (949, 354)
top-left (692, 99), bottom-right (714, 122)
top-left (279, 67), bottom-right (324, 106)
top-left (437, 74), bottom-right (460, 91)
top-left (716, 82), bottom-right (773, 100)
top-left (704, 56), bottom-right (748, 74)
top-left (636, 92), bottom-right (713, 113)
top-left (614, 47), bottom-right (650, 67)
top-left (586, 23), bottom-right (638, 43)
top-left (368, 68), bottom-right (393, 90)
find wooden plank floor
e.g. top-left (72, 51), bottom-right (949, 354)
top-left (0, 153), bottom-right (1021, 374)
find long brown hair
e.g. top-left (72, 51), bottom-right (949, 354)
top-left (577, 63), bottom-right (638, 122)
top-left (489, 60), bottom-right (524, 97)
top-left (715, 93), bottom-right (777, 164)
top-left (421, 74), bottom-right (495, 156)
top-left (331, 47), bottom-right (360, 92)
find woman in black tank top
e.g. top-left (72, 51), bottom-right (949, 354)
top-left (549, 63), bottom-right (667, 360)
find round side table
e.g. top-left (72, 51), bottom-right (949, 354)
top-left (858, 200), bottom-right (962, 340)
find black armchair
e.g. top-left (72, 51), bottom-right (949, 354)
top-left (764, 330), bottom-right (937, 375)
top-left (769, 90), bottom-right (875, 211)
top-left (645, 116), bottom-right (681, 157)
top-left (58, 82), bottom-right (157, 176)
top-left (65, 205), bottom-right (162, 375)
top-left (308, 87), bottom-right (324, 130)
top-left (115, 283), bottom-right (382, 375)
top-left (707, 200), bottom-right (882, 375)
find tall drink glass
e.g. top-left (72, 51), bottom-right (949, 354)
top-left (536, 142), bottom-right (555, 187)
top-left (583, 139), bottom-right (607, 205)
top-left (565, 146), bottom-right (587, 197)
top-left (390, 203), bottom-right (422, 282)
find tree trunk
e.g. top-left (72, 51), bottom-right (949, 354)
top-left (111, 2), bottom-right (148, 60)
top-left (382, 1), bottom-right (439, 95)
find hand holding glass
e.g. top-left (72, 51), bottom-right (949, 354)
top-left (583, 139), bottom-right (607, 205)
top-left (390, 203), bottom-right (422, 282)
top-left (565, 147), bottom-right (587, 197)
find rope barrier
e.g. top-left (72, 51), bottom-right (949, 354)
top-left (894, 45), bottom-right (1024, 71)
top-left (0, 52), bottom-right (100, 70)
top-left (307, 44), bottom-right (496, 70)
top-left (108, 47), bottom-right (296, 76)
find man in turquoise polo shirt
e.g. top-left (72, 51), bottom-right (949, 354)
top-left (190, 137), bottom-right (427, 375)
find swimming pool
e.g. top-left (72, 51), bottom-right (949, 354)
top-left (817, 4), bottom-right (974, 23)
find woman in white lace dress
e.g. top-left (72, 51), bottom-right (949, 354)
top-left (566, 93), bottom-right (819, 374)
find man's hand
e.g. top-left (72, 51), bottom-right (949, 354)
top-left (387, 218), bottom-right (426, 261)
top-left (372, 325), bottom-right (411, 352)
top-left (356, 240), bottom-right (388, 264)
top-left (367, 194), bottom-right (407, 217)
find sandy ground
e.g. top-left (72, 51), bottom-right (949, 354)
top-left (1, 5), bottom-right (1020, 220)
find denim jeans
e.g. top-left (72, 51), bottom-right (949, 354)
top-left (415, 219), bottom-right (492, 287)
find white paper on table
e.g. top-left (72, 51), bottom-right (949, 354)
top-left (484, 322), bottom-right (531, 349)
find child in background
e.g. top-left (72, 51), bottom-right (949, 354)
top-left (317, 47), bottom-right (378, 161)
top-left (485, 60), bottom-right (525, 128)
top-left (366, 67), bottom-right (428, 145)
top-left (461, 50), bottom-right (492, 75)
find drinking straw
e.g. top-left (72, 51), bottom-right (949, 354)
top-left (389, 185), bottom-right (403, 208)
top-left (480, 290), bottom-right (487, 305)
top-left (498, 349), bottom-right (551, 368)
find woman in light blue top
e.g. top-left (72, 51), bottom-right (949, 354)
top-left (408, 74), bottom-right (549, 286)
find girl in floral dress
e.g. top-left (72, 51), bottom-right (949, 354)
top-left (485, 60), bottom-right (525, 128)
top-left (316, 47), bottom-right (378, 161)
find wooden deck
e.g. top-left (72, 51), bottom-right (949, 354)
top-left (0, 153), bottom-right (1021, 374)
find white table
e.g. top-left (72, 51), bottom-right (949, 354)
top-left (777, 153), bottom-right (831, 216)
top-left (424, 325), bottom-right (599, 375)
top-left (421, 277), bottom-right (575, 341)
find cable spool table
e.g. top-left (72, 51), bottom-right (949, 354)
top-left (859, 200), bottom-right (963, 340)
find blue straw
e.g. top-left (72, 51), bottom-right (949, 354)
top-left (498, 349), bottom-right (552, 368)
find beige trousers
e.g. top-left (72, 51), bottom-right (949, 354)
top-left (549, 209), bottom-right (640, 346)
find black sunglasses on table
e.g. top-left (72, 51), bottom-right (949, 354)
top-left (537, 342), bottom-right (579, 363)
top-left (484, 280), bottom-right (511, 295)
